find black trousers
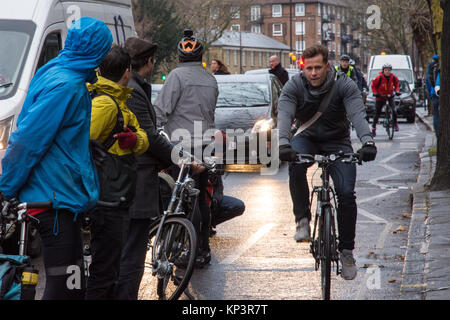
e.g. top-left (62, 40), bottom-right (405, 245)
top-left (211, 196), bottom-right (245, 227)
top-left (115, 218), bottom-right (152, 300)
top-left (288, 136), bottom-right (358, 251)
top-left (373, 98), bottom-right (397, 127)
top-left (85, 206), bottom-right (129, 300)
top-left (36, 210), bottom-right (85, 300)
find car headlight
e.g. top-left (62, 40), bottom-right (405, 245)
top-left (0, 115), bottom-right (14, 150)
top-left (251, 118), bottom-right (275, 134)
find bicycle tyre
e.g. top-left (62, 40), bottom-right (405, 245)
top-left (385, 106), bottom-right (394, 140)
top-left (146, 216), bottom-right (197, 300)
top-left (321, 206), bottom-right (332, 300)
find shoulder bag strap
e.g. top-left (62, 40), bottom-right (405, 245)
top-left (93, 92), bottom-right (125, 150)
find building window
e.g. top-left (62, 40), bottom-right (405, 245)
top-left (272, 4), bottom-right (282, 17)
top-left (295, 21), bottom-right (305, 35)
top-left (295, 3), bottom-right (305, 16)
top-left (259, 52), bottom-right (263, 67)
top-left (337, 7), bottom-right (341, 19)
top-left (318, 3), bottom-right (321, 16)
top-left (234, 50), bottom-right (238, 66)
top-left (251, 5), bottom-right (261, 21)
top-left (226, 50), bottom-right (230, 66)
top-left (231, 7), bottom-right (240, 19)
top-left (231, 24), bottom-right (240, 32)
top-left (337, 43), bottom-right (341, 55)
top-left (318, 22), bottom-right (321, 35)
top-left (296, 41), bottom-right (305, 54)
top-left (251, 24), bottom-right (261, 34)
top-left (273, 23), bottom-right (283, 36)
top-left (332, 24), bottom-right (336, 34)
top-left (266, 52), bottom-right (270, 66)
top-left (210, 7), bottom-right (219, 20)
top-left (242, 51), bottom-right (246, 67)
top-left (250, 51), bottom-right (255, 66)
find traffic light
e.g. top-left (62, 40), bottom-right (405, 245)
top-left (298, 57), bottom-right (305, 70)
top-left (162, 75), bottom-right (166, 81)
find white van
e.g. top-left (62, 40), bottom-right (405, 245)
top-left (367, 54), bottom-right (415, 92)
top-left (0, 0), bottom-right (136, 172)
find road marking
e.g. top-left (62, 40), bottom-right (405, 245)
top-left (358, 208), bottom-right (388, 224)
top-left (219, 223), bottom-right (276, 265)
top-left (358, 190), bottom-right (398, 204)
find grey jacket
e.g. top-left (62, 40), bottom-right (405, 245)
top-left (277, 68), bottom-right (373, 146)
top-left (154, 61), bottom-right (218, 148)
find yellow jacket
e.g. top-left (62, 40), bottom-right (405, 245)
top-left (88, 76), bottom-right (149, 156)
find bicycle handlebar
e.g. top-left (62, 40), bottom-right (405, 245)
top-left (294, 152), bottom-right (362, 165)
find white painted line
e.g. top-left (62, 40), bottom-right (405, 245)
top-left (358, 208), bottom-right (388, 224)
top-left (358, 190), bottom-right (398, 204)
top-left (219, 223), bottom-right (276, 265)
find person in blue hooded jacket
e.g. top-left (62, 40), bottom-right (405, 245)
top-left (0, 17), bottom-right (113, 300)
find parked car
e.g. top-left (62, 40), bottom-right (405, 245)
top-left (365, 79), bottom-right (416, 123)
top-left (245, 68), bottom-right (299, 79)
top-left (151, 83), bottom-right (162, 104)
top-left (214, 74), bottom-right (282, 164)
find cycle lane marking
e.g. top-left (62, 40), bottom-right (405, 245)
top-left (219, 223), bottom-right (276, 265)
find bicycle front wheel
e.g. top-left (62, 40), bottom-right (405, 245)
top-left (140, 216), bottom-right (197, 300)
top-left (385, 106), bottom-right (394, 140)
top-left (321, 206), bottom-right (332, 300)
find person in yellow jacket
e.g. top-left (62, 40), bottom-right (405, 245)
top-left (86, 45), bottom-right (149, 300)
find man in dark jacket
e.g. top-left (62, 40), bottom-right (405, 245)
top-left (269, 55), bottom-right (289, 86)
top-left (278, 44), bottom-right (377, 281)
top-left (115, 37), bottom-right (174, 300)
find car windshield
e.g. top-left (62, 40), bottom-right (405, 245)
top-left (0, 21), bottom-right (35, 100)
top-left (216, 81), bottom-right (270, 108)
top-left (369, 69), bottom-right (413, 85)
top-left (399, 81), bottom-right (411, 93)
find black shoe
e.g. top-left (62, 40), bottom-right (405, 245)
top-left (209, 226), bottom-right (217, 237)
top-left (195, 249), bottom-right (211, 268)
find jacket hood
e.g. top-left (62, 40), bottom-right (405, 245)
top-left (89, 75), bottom-right (133, 102)
top-left (301, 67), bottom-right (337, 97)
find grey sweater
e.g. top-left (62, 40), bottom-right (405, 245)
top-left (277, 68), bottom-right (373, 146)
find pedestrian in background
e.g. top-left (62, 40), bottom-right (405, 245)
top-left (269, 55), bottom-right (289, 86)
top-left (426, 55), bottom-right (440, 136)
top-left (211, 59), bottom-right (230, 75)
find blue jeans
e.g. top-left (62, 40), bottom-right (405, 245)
top-left (288, 135), bottom-right (357, 251)
top-left (432, 95), bottom-right (439, 136)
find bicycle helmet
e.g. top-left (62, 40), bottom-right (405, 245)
top-left (382, 63), bottom-right (392, 70)
top-left (178, 29), bottom-right (203, 62)
top-left (340, 54), bottom-right (350, 61)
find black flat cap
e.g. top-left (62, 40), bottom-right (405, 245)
top-left (125, 37), bottom-right (158, 59)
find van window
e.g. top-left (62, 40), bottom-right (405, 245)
top-left (36, 33), bottom-right (62, 72)
top-left (369, 69), bottom-right (413, 85)
top-left (0, 20), bottom-right (36, 100)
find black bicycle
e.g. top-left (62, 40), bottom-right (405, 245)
top-left (139, 143), bottom-right (217, 300)
top-left (376, 94), bottom-right (401, 140)
top-left (295, 152), bottom-right (361, 300)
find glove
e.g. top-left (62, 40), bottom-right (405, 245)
top-left (395, 91), bottom-right (401, 96)
top-left (373, 93), bottom-right (380, 97)
top-left (279, 144), bottom-right (297, 162)
top-left (357, 141), bottom-right (377, 162)
top-left (114, 126), bottom-right (137, 149)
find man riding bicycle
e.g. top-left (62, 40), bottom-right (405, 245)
top-left (278, 44), bottom-right (377, 280)
top-left (371, 63), bottom-right (401, 137)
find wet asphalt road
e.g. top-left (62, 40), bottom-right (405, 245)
top-left (33, 117), bottom-right (427, 300)
top-left (139, 118), bottom-right (426, 300)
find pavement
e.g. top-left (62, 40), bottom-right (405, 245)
top-left (400, 107), bottom-right (450, 299)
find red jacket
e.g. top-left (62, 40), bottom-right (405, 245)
top-left (371, 72), bottom-right (400, 101)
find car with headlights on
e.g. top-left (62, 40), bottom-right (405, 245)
top-left (365, 79), bottom-right (416, 123)
top-left (214, 74), bottom-right (282, 165)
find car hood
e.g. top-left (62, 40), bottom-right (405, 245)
top-left (214, 106), bottom-right (269, 131)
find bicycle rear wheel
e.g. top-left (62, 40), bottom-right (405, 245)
top-left (321, 206), bottom-right (332, 300)
top-left (140, 216), bottom-right (197, 300)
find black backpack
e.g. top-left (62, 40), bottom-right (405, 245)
top-left (90, 92), bottom-right (137, 207)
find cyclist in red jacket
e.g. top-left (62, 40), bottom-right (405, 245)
top-left (370, 63), bottom-right (401, 137)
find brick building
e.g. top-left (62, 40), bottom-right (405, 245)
top-left (226, 0), bottom-right (368, 69)
top-left (209, 31), bottom-right (291, 74)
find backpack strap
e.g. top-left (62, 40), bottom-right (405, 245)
top-left (92, 91), bottom-right (124, 150)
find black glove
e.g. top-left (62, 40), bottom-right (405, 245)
top-left (395, 91), bottom-right (401, 96)
top-left (279, 145), bottom-right (297, 162)
top-left (373, 93), bottom-right (381, 97)
top-left (357, 141), bottom-right (377, 162)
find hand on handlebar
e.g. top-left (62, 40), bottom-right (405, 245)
top-left (357, 142), bottom-right (377, 162)
top-left (395, 91), bottom-right (401, 96)
top-left (279, 145), bottom-right (297, 162)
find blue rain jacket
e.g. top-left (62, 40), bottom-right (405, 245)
top-left (0, 17), bottom-right (113, 215)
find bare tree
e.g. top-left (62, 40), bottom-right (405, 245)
top-left (430, 0), bottom-right (450, 190)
